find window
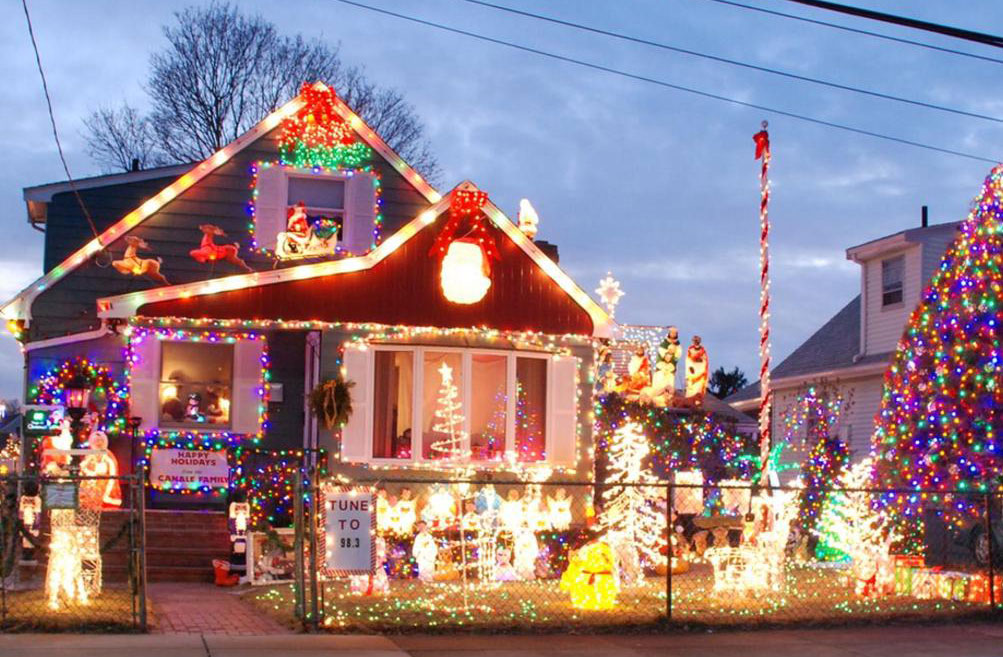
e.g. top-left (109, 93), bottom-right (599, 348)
top-left (470, 354), bottom-right (507, 462)
top-left (342, 346), bottom-right (579, 466)
top-left (422, 351), bottom-right (464, 460)
top-left (159, 342), bottom-right (233, 428)
top-left (515, 357), bottom-right (547, 462)
top-left (254, 166), bottom-right (377, 257)
top-left (882, 255), bottom-right (904, 306)
top-left (372, 351), bottom-right (413, 459)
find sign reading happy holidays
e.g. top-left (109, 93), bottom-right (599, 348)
top-left (150, 448), bottom-right (229, 491)
top-left (324, 487), bottom-right (375, 575)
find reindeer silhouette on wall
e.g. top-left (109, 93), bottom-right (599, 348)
top-left (112, 236), bottom-right (169, 286)
top-left (190, 224), bottom-right (253, 273)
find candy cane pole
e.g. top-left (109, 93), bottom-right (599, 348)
top-left (753, 121), bottom-right (772, 484)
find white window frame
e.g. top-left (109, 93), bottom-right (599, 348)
top-left (285, 170), bottom-right (348, 237)
top-left (157, 340), bottom-right (235, 431)
top-left (365, 345), bottom-right (557, 467)
top-left (881, 254), bottom-right (905, 308)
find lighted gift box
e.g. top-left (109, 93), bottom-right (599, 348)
top-left (893, 555), bottom-right (923, 595)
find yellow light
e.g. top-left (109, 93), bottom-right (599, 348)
top-left (441, 240), bottom-right (491, 304)
top-left (160, 384), bottom-right (178, 402)
top-left (560, 541), bottom-right (618, 610)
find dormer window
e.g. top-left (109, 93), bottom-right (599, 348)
top-left (882, 255), bottom-right (904, 306)
top-left (253, 164), bottom-right (377, 259)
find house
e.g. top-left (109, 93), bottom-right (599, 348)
top-left (727, 214), bottom-right (959, 459)
top-left (3, 83), bottom-right (614, 510)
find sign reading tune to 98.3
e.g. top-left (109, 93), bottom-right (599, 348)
top-left (324, 488), bottom-right (375, 575)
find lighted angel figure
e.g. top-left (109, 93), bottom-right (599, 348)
top-left (112, 236), bottom-right (169, 286)
top-left (422, 485), bottom-right (457, 530)
top-left (375, 489), bottom-right (392, 534)
top-left (412, 522), bottom-right (438, 582)
top-left (547, 488), bottom-right (573, 531)
top-left (500, 489), bottom-right (525, 534)
top-left (395, 487), bottom-right (417, 534)
top-left (513, 528), bottom-right (539, 581)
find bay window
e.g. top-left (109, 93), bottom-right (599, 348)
top-left (339, 345), bottom-right (579, 467)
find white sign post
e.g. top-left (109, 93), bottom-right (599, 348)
top-left (323, 487), bottom-right (375, 576)
top-left (149, 448), bottom-right (229, 491)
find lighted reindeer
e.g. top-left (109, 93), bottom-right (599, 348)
top-left (190, 224), bottom-right (253, 272)
top-left (112, 236), bottom-right (169, 285)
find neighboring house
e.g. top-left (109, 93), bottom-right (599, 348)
top-left (2, 82), bottom-right (611, 506)
top-left (728, 217), bottom-right (960, 459)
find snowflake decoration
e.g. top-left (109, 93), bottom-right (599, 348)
top-left (595, 273), bottom-right (624, 318)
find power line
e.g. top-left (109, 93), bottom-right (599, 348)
top-left (20, 0), bottom-right (104, 250)
top-left (332, 0), bottom-right (1000, 165)
top-left (461, 0), bottom-right (1003, 125)
top-left (782, 0), bottom-right (1003, 49)
top-left (701, 0), bottom-right (1003, 66)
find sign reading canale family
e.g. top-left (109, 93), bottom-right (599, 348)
top-left (149, 448), bottom-right (229, 491)
top-left (324, 487), bottom-right (375, 575)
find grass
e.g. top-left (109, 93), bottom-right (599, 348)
top-left (241, 563), bottom-right (989, 633)
top-left (0, 586), bottom-right (139, 633)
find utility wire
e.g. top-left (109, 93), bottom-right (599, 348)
top-left (782, 0), bottom-right (1003, 49)
top-left (332, 0), bottom-right (1000, 165)
top-left (701, 0), bottom-right (1003, 66)
top-left (20, 0), bottom-right (105, 250)
top-left (461, 0), bottom-right (1003, 125)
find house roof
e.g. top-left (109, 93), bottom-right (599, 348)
top-left (846, 221), bottom-right (959, 262)
top-left (727, 295), bottom-right (892, 405)
top-left (1, 82), bottom-right (441, 323)
top-left (23, 163), bottom-right (195, 206)
top-left (96, 181), bottom-right (613, 337)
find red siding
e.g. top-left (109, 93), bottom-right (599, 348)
top-left (138, 218), bottom-right (595, 335)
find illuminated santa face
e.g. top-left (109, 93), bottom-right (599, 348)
top-left (440, 239), bottom-right (491, 304)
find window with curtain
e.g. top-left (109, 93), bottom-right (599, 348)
top-left (470, 354), bottom-right (507, 462)
top-left (515, 357), bottom-right (547, 462)
top-left (881, 255), bottom-right (904, 306)
top-left (422, 351), bottom-right (464, 460)
top-left (372, 351), bottom-right (413, 459)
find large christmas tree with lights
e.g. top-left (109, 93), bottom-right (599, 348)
top-left (872, 165), bottom-right (1003, 518)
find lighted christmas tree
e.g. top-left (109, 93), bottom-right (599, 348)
top-left (430, 362), bottom-right (468, 461)
top-left (778, 384), bottom-right (850, 534)
top-left (872, 164), bottom-right (1003, 520)
top-left (599, 422), bottom-right (664, 567)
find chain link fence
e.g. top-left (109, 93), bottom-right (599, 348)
top-left (237, 472), bottom-right (1003, 632)
top-left (1, 473), bottom-right (146, 632)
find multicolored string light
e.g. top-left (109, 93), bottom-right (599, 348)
top-left (872, 164), bottom-right (1003, 523)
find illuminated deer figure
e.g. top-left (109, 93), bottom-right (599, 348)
top-left (112, 236), bottom-right (169, 285)
top-left (190, 224), bottom-right (252, 272)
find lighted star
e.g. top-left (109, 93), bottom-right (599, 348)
top-left (437, 362), bottom-right (454, 386)
top-left (595, 273), bottom-right (624, 318)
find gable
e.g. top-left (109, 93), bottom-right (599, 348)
top-left (3, 82), bottom-right (439, 340)
top-left (98, 188), bottom-right (610, 337)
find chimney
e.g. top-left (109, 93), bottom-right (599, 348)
top-left (534, 240), bottom-right (559, 263)
top-left (921, 205), bottom-right (928, 228)
top-left (131, 158), bottom-right (140, 172)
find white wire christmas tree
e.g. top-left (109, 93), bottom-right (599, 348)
top-left (599, 421), bottom-right (664, 564)
top-left (814, 458), bottom-right (900, 573)
top-left (430, 362), bottom-right (468, 461)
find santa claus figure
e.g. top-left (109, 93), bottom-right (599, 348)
top-left (685, 335), bottom-right (709, 401)
top-left (286, 201), bottom-right (310, 236)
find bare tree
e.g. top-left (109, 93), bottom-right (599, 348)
top-left (84, 2), bottom-right (440, 182)
top-left (82, 104), bottom-right (166, 173)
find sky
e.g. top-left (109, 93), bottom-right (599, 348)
top-left (0, 0), bottom-right (1000, 401)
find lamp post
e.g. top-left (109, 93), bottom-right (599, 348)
top-left (64, 374), bottom-right (91, 445)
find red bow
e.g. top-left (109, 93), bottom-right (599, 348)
top-left (753, 130), bottom-right (770, 160)
top-left (428, 189), bottom-right (500, 267)
top-left (584, 569), bottom-right (612, 585)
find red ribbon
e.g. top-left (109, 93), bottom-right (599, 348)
top-left (753, 129), bottom-right (770, 160)
top-left (585, 569), bottom-right (612, 585)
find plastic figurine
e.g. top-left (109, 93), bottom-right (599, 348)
top-left (412, 521), bottom-right (438, 582)
top-left (189, 224), bottom-right (252, 272)
top-left (112, 236), bottom-right (169, 285)
top-left (547, 488), bottom-right (573, 531)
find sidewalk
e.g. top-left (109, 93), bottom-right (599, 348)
top-left (2, 623), bottom-right (1003, 656)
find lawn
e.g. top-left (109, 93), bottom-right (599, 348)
top-left (0, 586), bottom-right (139, 632)
top-left (241, 563), bottom-right (987, 632)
